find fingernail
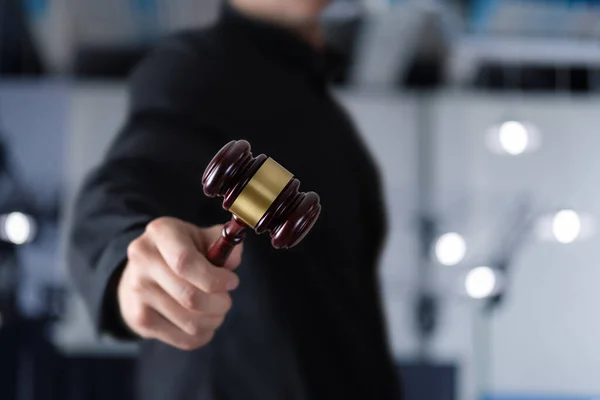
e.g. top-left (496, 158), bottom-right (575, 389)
top-left (226, 278), bottom-right (239, 291)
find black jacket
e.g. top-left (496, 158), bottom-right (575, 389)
top-left (68, 5), bottom-right (401, 400)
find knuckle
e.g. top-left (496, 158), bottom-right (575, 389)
top-left (131, 305), bottom-right (152, 329)
top-left (127, 238), bottom-right (145, 260)
top-left (172, 250), bottom-right (193, 276)
top-left (124, 265), bottom-right (150, 295)
top-left (146, 217), bottom-right (172, 234)
top-left (129, 275), bottom-right (146, 294)
top-left (186, 319), bottom-right (203, 336)
top-left (179, 284), bottom-right (198, 310)
top-left (202, 276), bottom-right (224, 294)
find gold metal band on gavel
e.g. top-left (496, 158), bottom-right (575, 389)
top-left (229, 158), bottom-right (293, 228)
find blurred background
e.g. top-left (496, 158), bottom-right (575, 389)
top-left (2, 0), bottom-right (600, 399)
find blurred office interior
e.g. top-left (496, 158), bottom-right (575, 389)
top-left (2, 0), bottom-right (600, 399)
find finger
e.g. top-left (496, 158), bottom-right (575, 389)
top-left (191, 224), bottom-right (223, 254)
top-left (137, 242), bottom-right (232, 314)
top-left (129, 236), bottom-right (202, 310)
top-left (194, 225), bottom-right (244, 271)
top-left (148, 221), bottom-right (239, 292)
top-left (136, 307), bottom-right (213, 351)
top-left (143, 283), bottom-right (225, 336)
top-left (151, 264), bottom-right (233, 315)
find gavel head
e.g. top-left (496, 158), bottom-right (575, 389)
top-left (202, 140), bottom-right (321, 249)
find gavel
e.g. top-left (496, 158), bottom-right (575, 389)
top-left (202, 140), bottom-right (321, 266)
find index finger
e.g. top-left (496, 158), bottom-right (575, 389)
top-left (147, 220), bottom-right (240, 293)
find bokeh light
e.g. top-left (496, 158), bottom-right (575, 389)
top-left (465, 266), bottom-right (497, 299)
top-left (434, 232), bottom-right (467, 266)
top-left (552, 209), bottom-right (581, 244)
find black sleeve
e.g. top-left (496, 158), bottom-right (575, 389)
top-left (67, 36), bottom-right (230, 339)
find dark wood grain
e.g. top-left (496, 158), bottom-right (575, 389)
top-left (207, 215), bottom-right (247, 267)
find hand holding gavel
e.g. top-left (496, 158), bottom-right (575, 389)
top-left (117, 140), bottom-right (320, 350)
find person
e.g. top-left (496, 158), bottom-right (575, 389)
top-left (68, 0), bottom-right (402, 399)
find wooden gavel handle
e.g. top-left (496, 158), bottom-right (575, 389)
top-left (207, 216), bottom-right (247, 267)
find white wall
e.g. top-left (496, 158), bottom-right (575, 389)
top-left (344, 91), bottom-right (600, 399)
top-left (60, 85), bottom-right (600, 398)
top-left (342, 92), bottom-right (478, 400)
top-left (448, 94), bottom-right (600, 396)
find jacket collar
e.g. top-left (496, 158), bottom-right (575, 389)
top-left (218, 3), bottom-right (341, 81)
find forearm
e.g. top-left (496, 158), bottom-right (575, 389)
top-left (68, 135), bottom-right (210, 337)
top-left (68, 163), bottom-right (149, 337)
top-left (68, 39), bottom-right (230, 338)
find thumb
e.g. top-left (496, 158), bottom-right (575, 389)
top-left (194, 224), bottom-right (244, 270)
